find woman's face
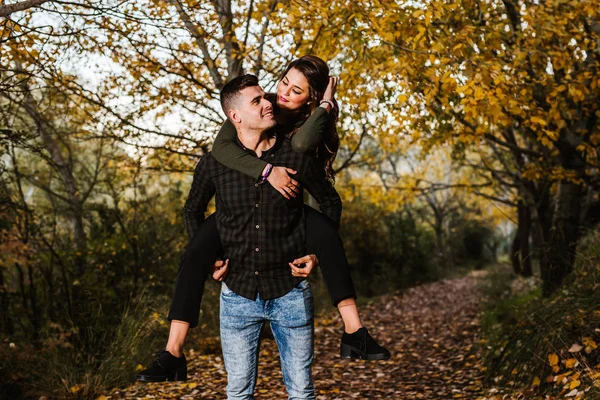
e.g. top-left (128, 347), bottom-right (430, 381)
top-left (276, 67), bottom-right (311, 111)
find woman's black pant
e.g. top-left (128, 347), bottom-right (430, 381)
top-left (167, 206), bottom-right (357, 328)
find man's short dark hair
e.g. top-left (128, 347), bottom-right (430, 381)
top-left (220, 74), bottom-right (260, 116)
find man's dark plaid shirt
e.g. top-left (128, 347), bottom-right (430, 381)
top-left (183, 135), bottom-right (342, 301)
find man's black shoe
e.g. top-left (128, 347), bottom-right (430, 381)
top-left (340, 327), bottom-right (391, 360)
top-left (136, 350), bottom-right (187, 382)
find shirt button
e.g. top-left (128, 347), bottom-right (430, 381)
top-left (255, 247), bottom-right (260, 252)
top-left (255, 225), bottom-right (259, 229)
top-left (255, 271), bottom-right (259, 276)
top-left (255, 204), bottom-right (259, 208)
top-left (255, 183), bottom-right (259, 188)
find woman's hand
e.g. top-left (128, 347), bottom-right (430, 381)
top-left (267, 166), bottom-right (300, 199)
top-left (213, 259), bottom-right (229, 281)
top-left (289, 254), bottom-right (319, 278)
top-left (323, 76), bottom-right (338, 102)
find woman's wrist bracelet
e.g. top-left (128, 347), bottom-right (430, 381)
top-left (258, 163), bottom-right (273, 184)
top-left (319, 99), bottom-right (335, 111)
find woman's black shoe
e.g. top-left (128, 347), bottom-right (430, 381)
top-left (136, 350), bottom-right (188, 382)
top-left (340, 327), bottom-right (391, 360)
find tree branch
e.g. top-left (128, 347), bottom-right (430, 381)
top-left (0, 0), bottom-right (52, 18)
top-left (169, 0), bottom-right (224, 88)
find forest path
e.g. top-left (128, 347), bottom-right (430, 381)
top-left (107, 271), bottom-right (514, 399)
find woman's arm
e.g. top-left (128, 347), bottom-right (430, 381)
top-left (212, 119), bottom-right (301, 198)
top-left (290, 107), bottom-right (331, 154)
top-left (292, 76), bottom-right (338, 154)
top-left (212, 119), bottom-right (268, 180)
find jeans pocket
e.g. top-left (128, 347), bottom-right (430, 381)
top-left (295, 279), bottom-right (311, 291)
top-left (221, 281), bottom-right (234, 296)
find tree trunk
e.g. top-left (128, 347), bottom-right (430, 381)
top-left (510, 233), bottom-right (521, 275)
top-left (542, 181), bottom-right (584, 296)
top-left (435, 224), bottom-right (445, 262)
top-left (25, 104), bottom-right (87, 275)
top-left (518, 202), bottom-right (533, 277)
top-left (0, 269), bottom-right (14, 335)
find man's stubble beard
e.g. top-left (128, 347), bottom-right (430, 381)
top-left (248, 118), bottom-right (276, 133)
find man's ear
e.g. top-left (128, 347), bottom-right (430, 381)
top-left (228, 109), bottom-right (242, 124)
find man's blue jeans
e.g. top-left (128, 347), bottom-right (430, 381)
top-left (220, 280), bottom-right (316, 400)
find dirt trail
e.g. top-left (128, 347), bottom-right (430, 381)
top-left (107, 272), bottom-right (509, 399)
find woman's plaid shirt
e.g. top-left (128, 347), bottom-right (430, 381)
top-left (183, 135), bottom-right (342, 301)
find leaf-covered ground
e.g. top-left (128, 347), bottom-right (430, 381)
top-left (103, 272), bottom-right (522, 399)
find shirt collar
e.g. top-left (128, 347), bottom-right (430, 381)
top-left (235, 130), bottom-right (282, 159)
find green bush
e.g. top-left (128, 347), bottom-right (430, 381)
top-left (1, 290), bottom-right (167, 399)
top-left (339, 200), bottom-right (438, 297)
top-left (481, 229), bottom-right (600, 397)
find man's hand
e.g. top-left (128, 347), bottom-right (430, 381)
top-left (267, 166), bottom-right (300, 199)
top-left (289, 254), bottom-right (319, 278)
top-left (213, 259), bottom-right (229, 281)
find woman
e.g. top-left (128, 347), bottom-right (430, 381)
top-left (137, 56), bottom-right (389, 384)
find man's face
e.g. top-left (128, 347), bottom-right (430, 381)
top-left (232, 86), bottom-right (276, 131)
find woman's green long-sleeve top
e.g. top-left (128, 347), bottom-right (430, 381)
top-left (212, 107), bottom-right (331, 179)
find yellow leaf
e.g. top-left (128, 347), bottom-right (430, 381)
top-left (70, 384), bottom-right (85, 394)
top-left (570, 379), bottom-right (581, 389)
top-left (530, 116), bottom-right (547, 126)
top-left (97, 396), bottom-right (109, 400)
top-left (532, 376), bottom-right (540, 386)
top-left (188, 382), bottom-right (197, 389)
top-left (583, 337), bottom-right (598, 350)
top-left (565, 358), bottom-right (578, 369)
top-left (548, 353), bottom-right (559, 366)
top-left (135, 364), bottom-right (144, 371)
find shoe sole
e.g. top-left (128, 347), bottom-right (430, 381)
top-left (340, 344), bottom-right (391, 361)
top-left (136, 368), bottom-right (188, 382)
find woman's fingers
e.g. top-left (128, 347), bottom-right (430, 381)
top-left (279, 188), bottom-right (291, 200)
top-left (288, 182), bottom-right (300, 194)
top-left (282, 185), bottom-right (297, 198)
top-left (269, 166), bottom-right (301, 199)
top-left (324, 76), bottom-right (338, 100)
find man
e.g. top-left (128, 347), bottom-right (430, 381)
top-left (146, 74), bottom-right (341, 399)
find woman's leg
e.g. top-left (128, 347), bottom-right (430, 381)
top-left (304, 206), bottom-right (362, 333)
top-left (167, 214), bottom-right (222, 343)
top-left (304, 206), bottom-right (390, 360)
top-left (138, 214), bottom-right (222, 381)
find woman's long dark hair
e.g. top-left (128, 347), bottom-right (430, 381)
top-left (279, 55), bottom-right (340, 182)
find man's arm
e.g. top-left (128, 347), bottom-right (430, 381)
top-left (183, 155), bottom-right (216, 239)
top-left (298, 158), bottom-right (342, 228)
